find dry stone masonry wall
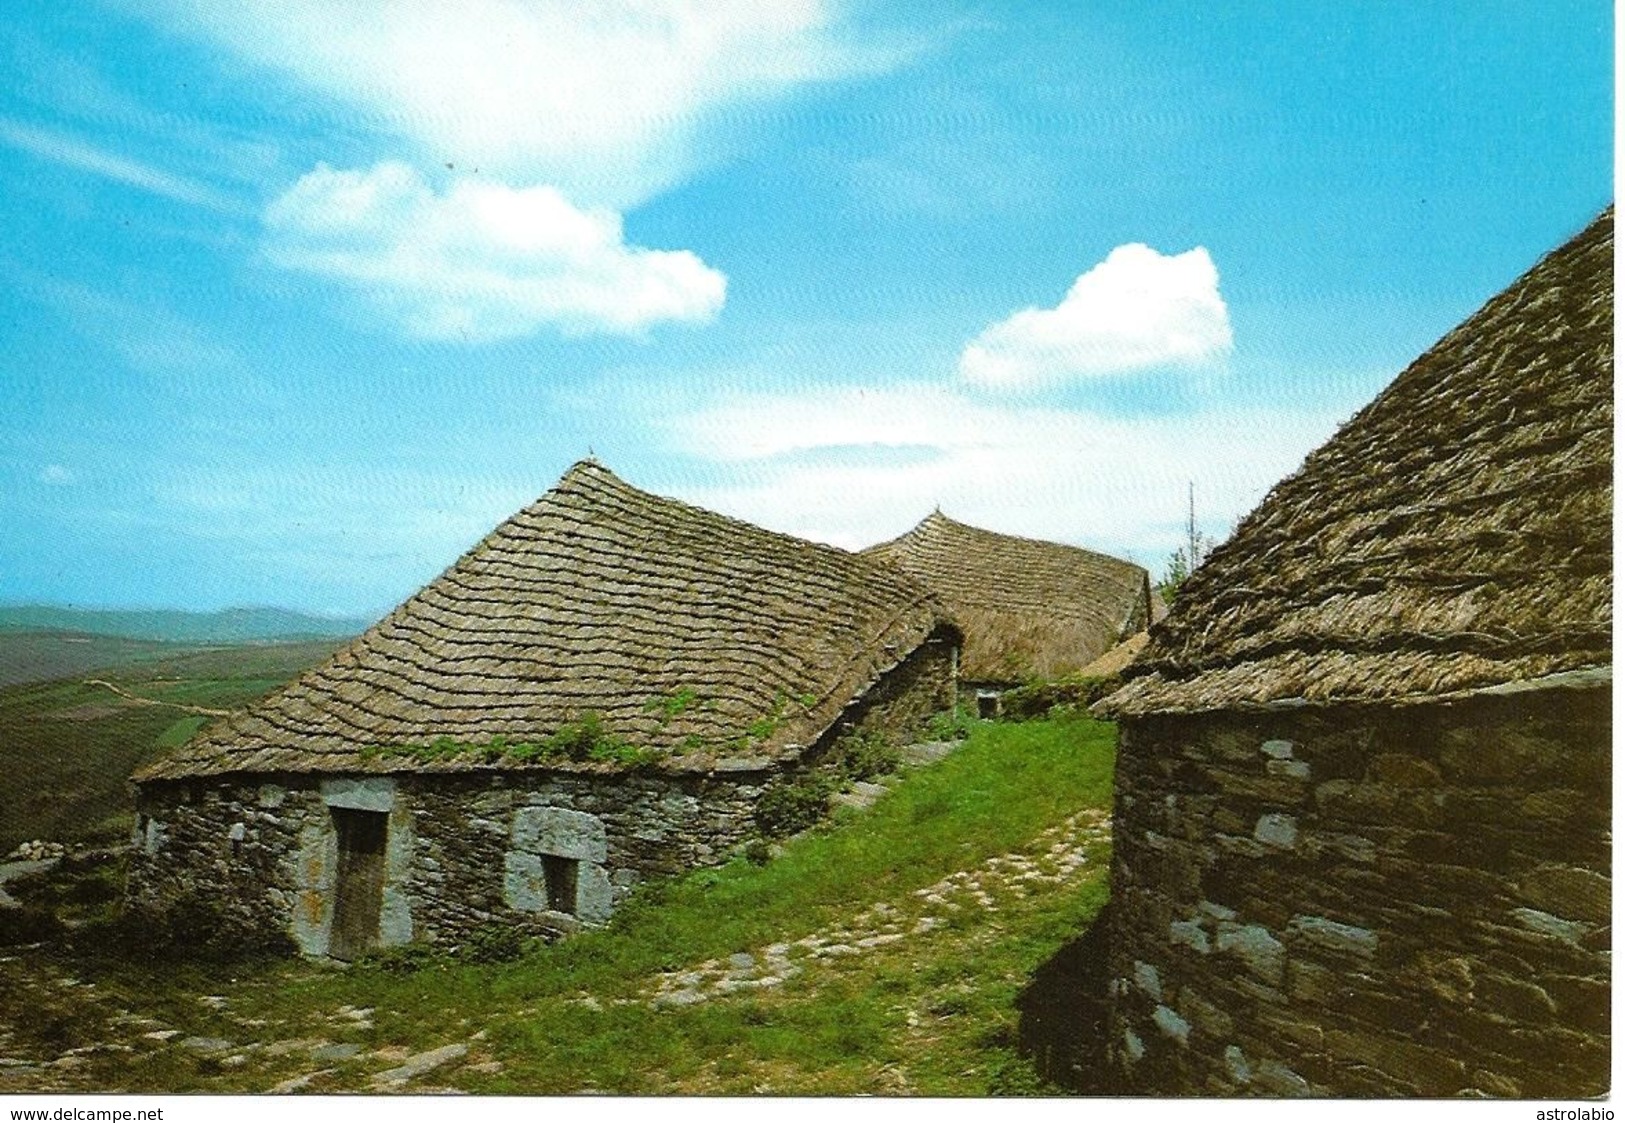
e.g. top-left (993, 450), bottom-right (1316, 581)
top-left (823, 631), bottom-right (957, 749)
top-left (401, 770), bottom-right (771, 941)
top-left (129, 766), bottom-right (773, 955)
top-left (1106, 686), bottom-right (1610, 1097)
top-left (126, 780), bottom-right (322, 948)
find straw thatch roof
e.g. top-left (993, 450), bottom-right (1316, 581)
top-left (863, 513), bottom-right (1151, 684)
top-left (1077, 632), bottom-right (1151, 680)
top-left (1103, 209), bottom-right (1613, 716)
top-left (138, 461), bottom-right (957, 780)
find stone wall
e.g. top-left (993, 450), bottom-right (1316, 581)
top-left (1105, 685), bottom-right (1610, 1097)
top-left (129, 765), bottom-right (773, 956)
top-left (821, 626), bottom-right (958, 749)
top-left (126, 779), bottom-right (327, 946)
top-left (394, 769), bottom-right (772, 943)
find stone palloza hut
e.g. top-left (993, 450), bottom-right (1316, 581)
top-left (1096, 210), bottom-right (1612, 1096)
top-left (863, 512), bottom-right (1151, 712)
top-left (129, 461), bottom-right (960, 959)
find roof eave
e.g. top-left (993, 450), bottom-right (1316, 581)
top-left (1097, 663), bottom-right (1612, 720)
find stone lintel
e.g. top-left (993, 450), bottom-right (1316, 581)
top-left (321, 776), bottom-right (395, 812)
top-left (512, 805), bottom-right (608, 862)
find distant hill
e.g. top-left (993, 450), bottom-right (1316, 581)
top-left (0, 605), bottom-right (373, 645)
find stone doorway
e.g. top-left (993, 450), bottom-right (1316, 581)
top-left (328, 807), bottom-right (388, 960)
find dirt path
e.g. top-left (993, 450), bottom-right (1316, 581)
top-left (82, 680), bottom-right (230, 717)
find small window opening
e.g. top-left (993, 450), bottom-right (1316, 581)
top-left (542, 854), bottom-right (579, 914)
top-left (976, 690), bottom-right (1001, 719)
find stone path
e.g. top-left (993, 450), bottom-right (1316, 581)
top-left (634, 808), bottom-right (1111, 1010)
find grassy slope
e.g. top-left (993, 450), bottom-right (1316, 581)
top-left (0, 640), bottom-right (344, 852)
top-left (477, 714), bottom-right (1115, 1095)
top-left (0, 632), bottom-right (207, 690)
top-left (14, 714), bottom-right (1117, 1095)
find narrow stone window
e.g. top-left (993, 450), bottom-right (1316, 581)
top-left (505, 805), bottom-right (610, 922)
top-left (976, 690), bottom-right (1001, 719)
top-left (543, 854), bottom-right (579, 914)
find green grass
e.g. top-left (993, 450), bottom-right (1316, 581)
top-left (367, 713), bottom-right (1112, 999)
top-left (0, 631), bottom-right (201, 689)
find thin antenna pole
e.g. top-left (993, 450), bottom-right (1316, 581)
top-left (1187, 481), bottom-right (1198, 567)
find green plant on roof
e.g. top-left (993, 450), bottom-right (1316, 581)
top-left (645, 686), bottom-right (701, 724)
top-left (529, 712), bottom-right (654, 765)
top-left (369, 712), bottom-right (658, 769)
top-left (745, 693), bottom-right (798, 744)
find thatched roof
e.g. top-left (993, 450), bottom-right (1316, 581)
top-left (1103, 209), bottom-right (1613, 716)
top-left (1077, 632), bottom-right (1151, 680)
top-left (138, 461), bottom-right (956, 780)
top-left (862, 513), bottom-right (1151, 684)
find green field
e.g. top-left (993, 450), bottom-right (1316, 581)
top-left (0, 640), bottom-right (344, 853)
top-left (0, 632), bottom-right (206, 690)
top-left (1, 714), bottom-right (1117, 1095)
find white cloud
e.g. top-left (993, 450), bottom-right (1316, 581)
top-left (39, 464), bottom-right (74, 485)
top-left (0, 116), bottom-right (243, 214)
top-left (135, 0), bottom-right (901, 209)
top-left (659, 382), bottom-right (1347, 562)
top-left (959, 244), bottom-right (1233, 390)
top-left (124, 2), bottom-right (908, 339)
top-left (263, 162), bottom-right (726, 342)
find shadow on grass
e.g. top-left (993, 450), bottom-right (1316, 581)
top-left (1014, 903), bottom-right (1119, 1095)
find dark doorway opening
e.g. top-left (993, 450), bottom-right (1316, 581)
top-left (329, 807), bottom-right (388, 961)
top-left (542, 854), bottom-right (579, 914)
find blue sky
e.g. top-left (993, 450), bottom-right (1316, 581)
top-left (0, 1), bottom-right (1611, 617)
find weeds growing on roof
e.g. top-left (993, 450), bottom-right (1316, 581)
top-left (369, 712), bottom-right (661, 768)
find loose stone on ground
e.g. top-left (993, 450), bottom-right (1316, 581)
top-left (638, 807), bottom-right (1111, 1009)
top-left (370, 1043), bottom-right (470, 1090)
